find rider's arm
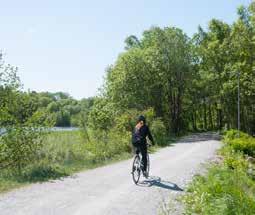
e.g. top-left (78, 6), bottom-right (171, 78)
top-left (147, 127), bottom-right (154, 145)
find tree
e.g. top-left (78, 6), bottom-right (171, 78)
top-left (0, 53), bottom-right (20, 126)
top-left (0, 55), bottom-right (49, 171)
top-left (124, 35), bottom-right (141, 50)
top-left (88, 97), bottom-right (115, 131)
top-left (106, 27), bottom-right (193, 134)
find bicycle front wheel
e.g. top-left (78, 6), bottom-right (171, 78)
top-left (132, 155), bottom-right (141, 184)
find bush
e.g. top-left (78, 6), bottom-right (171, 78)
top-left (181, 130), bottom-right (255, 215)
top-left (222, 148), bottom-right (248, 170)
top-left (114, 109), bottom-right (140, 132)
top-left (39, 129), bottom-right (131, 169)
top-left (151, 118), bottom-right (167, 146)
top-left (113, 108), bottom-right (156, 133)
top-left (0, 126), bottom-right (46, 171)
top-left (87, 98), bottom-right (115, 131)
top-left (224, 129), bottom-right (250, 141)
top-left (229, 138), bottom-right (255, 157)
top-left (84, 129), bottom-right (131, 163)
top-left (224, 130), bottom-right (255, 157)
top-left (38, 131), bottom-right (86, 165)
top-left (183, 165), bottom-right (255, 215)
top-left (143, 108), bottom-right (155, 126)
top-left (21, 163), bottom-right (68, 182)
top-left (113, 109), bottom-right (169, 146)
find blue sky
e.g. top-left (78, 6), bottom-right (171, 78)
top-left (0, 0), bottom-right (252, 99)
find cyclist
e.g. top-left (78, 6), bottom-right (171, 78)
top-left (132, 115), bottom-right (154, 178)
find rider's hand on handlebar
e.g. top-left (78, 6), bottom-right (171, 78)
top-left (146, 138), bottom-right (154, 147)
top-left (147, 141), bottom-right (153, 147)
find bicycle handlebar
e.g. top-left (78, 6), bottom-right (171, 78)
top-left (147, 143), bottom-right (152, 147)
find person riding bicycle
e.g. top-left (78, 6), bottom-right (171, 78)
top-left (132, 115), bottom-right (154, 178)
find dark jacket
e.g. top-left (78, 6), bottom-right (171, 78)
top-left (139, 124), bottom-right (154, 145)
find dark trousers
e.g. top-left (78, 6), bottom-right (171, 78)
top-left (134, 143), bottom-right (147, 172)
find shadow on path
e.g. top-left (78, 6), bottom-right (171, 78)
top-left (138, 176), bottom-right (183, 192)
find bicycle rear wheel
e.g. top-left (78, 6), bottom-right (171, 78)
top-left (132, 155), bottom-right (141, 184)
top-left (146, 154), bottom-right (150, 177)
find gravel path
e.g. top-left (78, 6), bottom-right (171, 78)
top-left (0, 133), bottom-right (221, 215)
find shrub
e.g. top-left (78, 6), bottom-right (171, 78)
top-left (224, 130), bottom-right (255, 157)
top-left (181, 130), bottom-right (255, 215)
top-left (230, 138), bottom-right (255, 157)
top-left (114, 109), bottom-right (140, 132)
top-left (224, 129), bottom-right (250, 141)
top-left (183, 165), bottom-right (255, 215)
top-left (151, 118), bottom-right (167, 146)
top-left (21, 163), bottom-right (68, 182)
top-left (87, 98), bottom-right (115, 131)
top-left (222, 148), bottom-right (248, 170)
top-left (38, 131), bottom-right (87, 164)
top-left (143, 108), bottom-right (155, 126)
top-left (84, 129), bottom-right (131, 163)
top-left (113, 108), bottom-right (156, 133)
top-left (0, 126), bottom-right (46, 171)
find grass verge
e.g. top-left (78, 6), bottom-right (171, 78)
top-left (0, 130), bottom-right (174, 194)
top-left (179, 130), bottom-right (255, 215)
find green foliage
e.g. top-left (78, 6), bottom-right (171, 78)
top-left (37, 131), bottom-right (88, 166)
top-left (0, 56), bottom-right (55, 181)
top-left (0, 130), bottom-right (132, 192)
top-left (0, 57), bottom-right (20, 126)
top-left (56, 110), bottom-right (71, 127)
top-left (83, 129), bottom-right (131, 163)
top-left (224, 130), bottom-right (255, 157)
top-left (106, 26), bottom-right (192, 134)
top-left (114, 109), bottom-right (140, 132)
top-left (88, 98), bottom-right (115, 130)
top-left (1, 0), bottom-right (255, 199)
top-left (182, 130), bottom-right (255, 215)
top-left (47, 101), bottom-right (59, 112)
top-left (221, 146), bottom-right (249, 170)
top-left (150, 118), bottom-right (167, 146)
top-left (104, 0), bottom-right (255, 135)
top-left (44, 96), bottom-right (93, 127)
top-left (183, 165), bottom-right (255, 215)
top-left (0, 127), bottom-right (46, 171)
top-left (20, 163), bottom-right (68, 182)
top-left (143, 108), bottom-right (155, 126)
top-left (1, 89), bottom-right (95, 128)
top-left (124, 35), bottom-right (140, 50)
top-left (113, 108), bottom-right (155, 132)
top-left (0, 57), bottom-right (49, 173)
top-left (223, 129), bottom-right (250, 140)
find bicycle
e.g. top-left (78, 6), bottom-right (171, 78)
top-left (131, 144), bottom-right (150, 184)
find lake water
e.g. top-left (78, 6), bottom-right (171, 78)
top-left (50, 127), bottom-right (80, 131)
top-left (0, 127), bottom-right (80, 135)
top-left (0, 128), bottom-right (6, 135)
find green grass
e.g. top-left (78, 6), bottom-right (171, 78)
top-left (0, 130), bottom-right (174, 194)
top-left (183, 164), bottom-right (255, 214)
top-left (180, 130), bottom-right (255, 215)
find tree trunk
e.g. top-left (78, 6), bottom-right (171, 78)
top-left (203, 99), bottom-right (207, 130)
top-left (219, 108), bottom-right (223, 130)
top-left (208, 104), bottom-right (213, 130)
